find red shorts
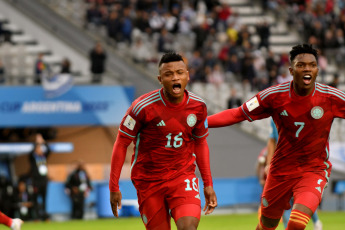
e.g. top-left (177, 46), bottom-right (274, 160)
top-left (261, 172), bottom-right (327, 219)
top-left (133, 173), bottom-right (201, 226)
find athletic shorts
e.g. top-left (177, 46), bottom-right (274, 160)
top-left (261, 172), bottom-right (327, 219)
top-left (133, 173), bottom-right (202, 226)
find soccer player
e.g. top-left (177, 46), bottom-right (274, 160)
top-left (208, 44), bottom-right (338, 229)
top-left (265, 119), bottom-right (323, 230)
top-left (109, 52), bottom-right (217, 230)
top-left (0, 212), bottom-right (23, 230)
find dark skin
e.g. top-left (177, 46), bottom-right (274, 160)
top-left (110, 60), bottom-right (217, 229)
top-left (259, 53), bottom-right (319, 229)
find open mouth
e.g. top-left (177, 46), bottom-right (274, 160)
top-left (172, 83), bottom-right (182, 94)
top-left (303, 75), bottom-right (312, 85)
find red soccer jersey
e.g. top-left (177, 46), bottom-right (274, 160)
top-left (118, 89), bottom-right (209, 182)
top-left (241, 81), bottom-right (345, 180)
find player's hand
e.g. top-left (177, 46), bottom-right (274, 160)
top-left (203, 186), bottom-right (217, 215)
top-left (110, 191), bottom-right (122, 218)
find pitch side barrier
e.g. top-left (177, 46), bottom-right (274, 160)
top-left (46, 177), bottom-right (262, 218)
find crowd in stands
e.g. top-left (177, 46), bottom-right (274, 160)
top-left (1, 0), bottom-right (344, 91)
top-left (83, 0), bottom-right (345, 93)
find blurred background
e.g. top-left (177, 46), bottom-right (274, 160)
top-left (0, 0), bottom-right (344, 223)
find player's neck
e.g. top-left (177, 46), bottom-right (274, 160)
top-left (162, 90), bottom-right (185, 104)
top-left (293, 84), bottom-right (314, 97)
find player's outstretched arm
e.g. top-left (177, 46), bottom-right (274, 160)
top-left (208, 107), bottom-right (245, 128)
top-left (203, 186), bottom-right (217, 215)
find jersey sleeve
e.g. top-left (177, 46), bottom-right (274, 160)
top-left (330, 89), bottom-right (345, 119)
top-left (192, 103), bottom-right (209, 140)
top-left (118, 102), bottom-right (144, 140)
top-left (241, 93), bottom-right (272, 122)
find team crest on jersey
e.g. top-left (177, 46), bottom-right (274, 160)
top-left (311, 106), bottom-right (324, 119)
top-left (187, 114), bottom-right (197, 127)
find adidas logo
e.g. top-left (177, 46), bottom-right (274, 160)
top-left (315, 186), bottom-right (321, 193)
top-left (280, 110), bottom-right (288, 116)
top-left (195, 194), bottom-right (200, 200)
top-left (156, 120), bottom-right (166, 126)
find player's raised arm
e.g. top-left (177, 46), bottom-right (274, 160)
top-left (109, 132), bottom-right (132, 218)
top-left (208, 106), bottom-right (245, 128)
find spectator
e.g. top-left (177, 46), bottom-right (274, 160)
top-left (256, 20), bottom-right (270, 50)
top-left (89, 42), bottom-right (107, 83)
top-left (203, 50), bottom-right (217, 68)
top-left (226, 54), bottom-right (241, 79)
top-left (207, 63), bottom-right (225, 87)
top-left (60, 58), bottom-right (71, 74)
top-left (267, 66), bottom-right (278, 86)
top-left (28, 133), bottom-right (51, 221)
top-left (121, 7), bottom-right (133, 45)
top-left (84, 3), bottom-right (103, 29)
top-left (265, 50), bottom-right (278, 73)
top-left (157, 28), bottom-right (174, 53)
top-left (276, 67), bottom-right (293, 84)
top-left (227, 11), bottom-right (242, 32)
top-left (227, 87), bottom-right (242, 109)
top-left (216, 2), bottom-right (232, 30)
top-left (148, 11), bottom-right (165, 33)
top-left (163, 11), bottom-right (178, 33)
top-left (106, 10), bottom-right (122, 45)
top-left (129, 37), bottom-right (152, 63)
top-left (328, 73), bottom-right (339, 88)
top-left (65, 161), bottom-right (92, 220)
top-left (240, 51), bottom-right (256, 91)
top-left (13, 179), bottom-right (36, 221)
top-left (134, 11), bottom-right (152, 35)
top-left (34, 53), bottom-right (46, 84)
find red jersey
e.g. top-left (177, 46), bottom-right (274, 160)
top-left (241, 81), bottom-right (345, 180)
top-left (118, 89), bottom-right (209, 182)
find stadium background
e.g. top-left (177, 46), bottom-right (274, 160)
top-left (0, 0), bottom-right (344, 225)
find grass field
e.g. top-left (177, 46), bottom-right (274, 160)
top-left (18, 211), bottom-right (345, 230)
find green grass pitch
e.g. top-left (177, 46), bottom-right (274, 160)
top-left (17, 211), bottom-right (345, 230)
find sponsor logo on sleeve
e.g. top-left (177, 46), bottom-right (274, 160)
top-left (246, 96), bottom-right (259, 112)
top-left (123, 115), bottom-right (136, 130)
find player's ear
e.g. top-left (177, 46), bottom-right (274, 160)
top-left (288, 67), bottom-right (293, 76)
top-left (157, 75), bottom-right (162, 84)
